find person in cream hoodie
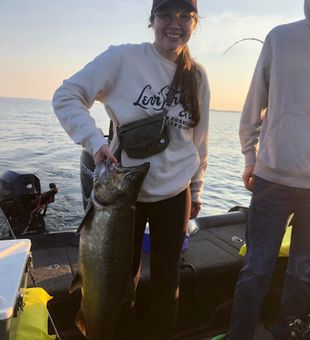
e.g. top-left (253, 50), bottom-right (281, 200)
top-left (228, 1), bottom-right (310, 339)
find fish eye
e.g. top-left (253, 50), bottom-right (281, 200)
top-left (125, 173), bottom-right (133, 181)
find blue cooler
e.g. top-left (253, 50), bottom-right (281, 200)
top-left (142, 222), bottom-right (190, 254)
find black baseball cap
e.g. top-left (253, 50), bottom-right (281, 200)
top-left (151, 0), bottom-right (198, 14)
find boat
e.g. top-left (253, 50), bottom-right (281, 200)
top-left (0, 170), bottom-right (294, 339)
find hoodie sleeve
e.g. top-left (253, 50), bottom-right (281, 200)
top-left (239, 35), bottom-right (271, 167)
top-left (52, 46), bottom-right (121, 156)
top-left (190, 69), bottom-right (210, 203)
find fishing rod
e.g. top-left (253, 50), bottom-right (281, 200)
top-left (223, 37), bottom-right (264, 55)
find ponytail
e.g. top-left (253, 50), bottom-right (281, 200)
top-left (175, 45), bottom-right (201, 127)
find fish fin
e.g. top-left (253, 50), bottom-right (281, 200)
top-left (69, 272), bottom-right (82, 293)
top-left (76, 201), bottom-right (94, 234)
top-left (125, 278), bottom-right (136, 308)
top-left (75, 308), bottom-right (87, 337)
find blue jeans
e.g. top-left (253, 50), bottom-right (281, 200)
top-left (229, 176), bottom-right (310, 340)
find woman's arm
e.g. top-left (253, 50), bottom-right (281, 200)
top-left (52, 46), bottom-right (121, 157)
top-left (190, 69), bottom-right (210, 211)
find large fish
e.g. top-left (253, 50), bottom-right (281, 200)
top-left (70, 160), bottom-right (150, 339)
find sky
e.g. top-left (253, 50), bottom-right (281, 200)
top-left (0, 0), bottom-right (305, 111)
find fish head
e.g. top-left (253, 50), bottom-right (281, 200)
top-left (93, 161), bottom-right (150, 205)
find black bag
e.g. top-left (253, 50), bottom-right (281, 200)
top-left (115, 71), bottom-right (178, 160)
top-left (117, 112), bottom-right (169, 159)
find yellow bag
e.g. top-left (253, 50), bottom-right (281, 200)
top-left (239, 226), bottom-right (292, 257)
top-left (13, 287), bottom-right (56, 340)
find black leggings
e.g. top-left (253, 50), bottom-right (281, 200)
top-left (80, 150), bottom-right (191, 339)
top-left (135, 189), bottom-right (191, 339)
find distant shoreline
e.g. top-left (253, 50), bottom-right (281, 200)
top-left (0, 96), bottom-right (242, 114)
top-left (211, 108), bottom-right (241, 114)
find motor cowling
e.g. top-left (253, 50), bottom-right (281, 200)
top-left (0, 170), bottom-right (43, 236)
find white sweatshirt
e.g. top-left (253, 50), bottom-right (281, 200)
top-left (239, 0), bottom-right (310, 188)
top-left (53, 43), bottom-right (210, 202)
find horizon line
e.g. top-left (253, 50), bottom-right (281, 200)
top-left (0, 95), bottom-right (242, 114)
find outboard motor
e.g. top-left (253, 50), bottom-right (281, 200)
top-left (0, 170), bottom-right (58, 236)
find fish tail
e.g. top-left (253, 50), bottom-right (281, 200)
top-left (76, 308), bottom-right (87, 337)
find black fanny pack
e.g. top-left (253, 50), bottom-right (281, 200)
top-left (116, 111), bottom-right (169, 159)
top-left (115, 71), bottom-right (178, 160)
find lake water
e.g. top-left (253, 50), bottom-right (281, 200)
top-left (0, 96), bottom-right (251, 234)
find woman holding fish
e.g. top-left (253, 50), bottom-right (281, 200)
top-left (53, 0), bottom-right (209, 338)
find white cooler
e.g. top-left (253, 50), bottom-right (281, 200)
top-left (0, 239), bottom-right (31, 340)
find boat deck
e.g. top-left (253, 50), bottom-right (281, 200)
top-left (24, 211), bottom-right (287, 339)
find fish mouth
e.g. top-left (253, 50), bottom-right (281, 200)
top-left (116, 162), bottom-right (150, 185)
top-left (93, 160), bottom-right (115, 183)
top-left (94, 161), bottom-right (150, 185)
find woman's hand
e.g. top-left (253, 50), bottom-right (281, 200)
top-left (242, 165), bottom-right (255, 191)
top-left (94, 144), bottom-right (118, 165)
top-left (190, 201), bottom-right (201, 219)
